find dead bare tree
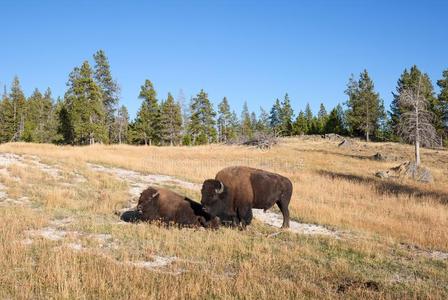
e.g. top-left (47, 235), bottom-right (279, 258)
top-left (397, 76), bottom-right (438, 166)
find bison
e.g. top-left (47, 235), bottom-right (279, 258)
top-left (130, 186), bottom-right (219, 228)
top-left (201, 166), bottom-right (292, 228)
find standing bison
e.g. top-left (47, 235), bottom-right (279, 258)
top-left (122, 187), bottom-right (219, 228)
top-left (201, 166), bottom-right (293, 228)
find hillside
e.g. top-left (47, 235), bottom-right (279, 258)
top-left (0, 139), bottom-right (447, 299)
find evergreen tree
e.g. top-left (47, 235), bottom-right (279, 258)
top-left (240, 101), bottom-right (253, 139)
top-left (279, 93), bottom-right (294, 136)
top-left (293, 111), bottom-right (308, 135)
top-left (0, 85), bottom-right (15, 143)
top-left (8, 76), bottom-right (27, 141)
top-left (269, 99), bottom-right (282, 135)
top-left (176, 89), bottom-right (189, 133)
top-left (229, 110), bottom-right (240, 139)
top-left (43, 91), bottom-right (61, 144)
top-left (23, 88), bottom-right (56, 143)
top-left (93, 50), bottom-right (119, 143)
top-left (188, 89), bottom-right (217, 145)
top-left (55, 97), bottom-right (72, 144)
top-left (317, 103), bottom-right (328, 134)
top-left (345, 70), bottom-right (384, 141)
top-left (390, 66), bottom-right (438, 140)
top-left (217, 97), bottom-right (233, 143)
top-left (160, 92), bottom-right (183, 145)
top-left (325, 104), bottom-right (346, 135)
top-left (23, 88), bottom-right (43, 142)
top-left (308, 117), bottom-right (321, 134)
top-left (134, 79), bottom-right (160, 145)
top-left (250, 112), bottom-right (258, 132)
top-left (437, 69), bottom-right (448, 146)
top-left (304, 103), bottom-right (313, 134)
top-left (64, 61), bottom-right (107, 145)
top-left (256, 107), bottom-right (270, 133)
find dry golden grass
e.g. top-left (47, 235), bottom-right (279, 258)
top-left (0, 139), bottom-right (447, 299)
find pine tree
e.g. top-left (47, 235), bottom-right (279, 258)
top-left (241, 101), bottom-right (253, 139)
top-left (23, 88), bottom-right (43, 142)
top-left (279, 93), bottom-right (294, 136)
top-left (325, 104), bottom-right (346, 135)
top-left (0, 85), bottom-right (15, 143)
top-left (256, 107), bottom-right (270, 133)
top-left (229, 110), bottom-right (240, 139)
top-left (23, 88), bottom-right (55, 143)
top-left (134, 80), bottom-right (160, 145)
top-left (64, 61), bottom-right (107, 145)
top-left (309, 117), bottom-right (321, 134)
top-left (345, 70), bottom-right (384, 142)
top-left (188, 89), bottom-right (217, 145)
top-left (390, 66), bottom-right (438, 140)
top-left (44, 89), bottom-right (61, 143)
top-left (317, 103), bottom-right (328, 134)
top-left (304, 103), bottom-right (313, 134)
top-left (269, 99), bottom-right (282, 135)
top-left (217, 97), bottom-right (235, 143)
top-left (177, 89), bottom-right (189, 134)
top-left (160, 92), bottom-right (183, 145)
top-left (437, 69), bottom-right (448, 146)
top-left (250, 112), bottom-right (258, 132)
top-left (8, 76), bottom-right (27, 141)
top-left (293, 111), bottom-right (308, 135)
top-left (56, 97), bottom-right (72, 144)
top-left (93, 50), bottom-right (119, 143)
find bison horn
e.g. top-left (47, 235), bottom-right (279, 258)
top-left (215, 181), bottom-right (224, 194)
top-left (152, 191), bottom-right (159, 198)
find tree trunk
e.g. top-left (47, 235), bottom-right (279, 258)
top-left (415, 140), bottom-right (420, 166)
top-left (366, 131), bottom-right (370, 143)
top-left (415, 78), bottom-right (420, 167)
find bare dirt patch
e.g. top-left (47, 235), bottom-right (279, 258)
top-left (253, 209), bottom-right (340, 236)
top-left (88, 163), bottom-right (201, 198)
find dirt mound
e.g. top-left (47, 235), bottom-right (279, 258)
top-left (375, 161), bottom-right (433, 183)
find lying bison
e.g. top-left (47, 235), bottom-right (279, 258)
top-left (122, 187), bottom-right (219, 228)
top-left (201, 166), bottom-right (292, 228)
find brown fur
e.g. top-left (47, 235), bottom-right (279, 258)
top-left (201, 166), bottom-right (293, 228)
top-left (137, 187), bottom-right (219, 228)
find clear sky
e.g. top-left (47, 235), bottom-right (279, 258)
top-left (1, 0), bottom-right (447, 118)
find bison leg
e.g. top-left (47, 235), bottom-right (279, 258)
top-left (237, 207), bottom-right (253, 228)
top-left (276, 199), bottom-right (290, 228)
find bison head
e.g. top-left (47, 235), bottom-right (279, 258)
top-left (137, 187), bottom-right (160, 214)
top-left (200, 179), bottom-right (229, 218)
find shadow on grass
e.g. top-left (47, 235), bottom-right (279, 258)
top-left (318, 170), bottom-right (448, 205)
top-left (298, 148), bottom-right (394, 161)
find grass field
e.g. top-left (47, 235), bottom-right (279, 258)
top-left (0, 138), bottom-right (447, 299)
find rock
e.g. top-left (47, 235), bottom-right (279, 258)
top-left (376, 161), bottom-right (433, 183)
top-left (375, 171), bottom-right (389, 178)
top-left (338, 139), bottom-right (352, 147)
top-left (322, 133), bottom-right (344, 141)
top-left (372, 153), bottom-right (385, 161)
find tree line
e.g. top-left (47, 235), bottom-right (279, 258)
top-left (1, 51), bottom-right (447, 147)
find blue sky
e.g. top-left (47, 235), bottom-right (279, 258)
top-left (1, 0), bottom-right (447, 119)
